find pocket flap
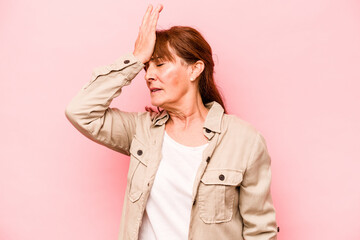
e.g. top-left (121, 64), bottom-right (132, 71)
top-left (201, 169), bottom-right (243, 186)
top-left (129, 191), bottom-right (143, 203)
top-left (129, 137), bottom-right (148, 166)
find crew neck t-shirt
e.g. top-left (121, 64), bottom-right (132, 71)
top-left (138, 130), bottom-right (209, 240)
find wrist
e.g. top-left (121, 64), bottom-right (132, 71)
top-left (133, 52), bottom-right (147, 64)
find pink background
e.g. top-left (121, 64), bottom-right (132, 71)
top-left (1, 0), bottom-right (360, 239)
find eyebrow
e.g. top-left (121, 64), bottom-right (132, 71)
top-left (144, 55), bottom-right (171, 70)
top-left (144, 57), bottom-right (164, 67)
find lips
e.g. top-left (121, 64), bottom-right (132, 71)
top-left (150, 88), bottom-right (162, 92)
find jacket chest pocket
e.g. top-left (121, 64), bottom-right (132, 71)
top-left (127, 137), bottom-right (149, 203)
top-left (198, 169), bottom-right (243, 224)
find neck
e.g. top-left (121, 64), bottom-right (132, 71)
top-left (164, 92), bottom-right (209, 130)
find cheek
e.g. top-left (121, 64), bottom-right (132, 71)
top-left (163, 68), bottom-right (188, 91)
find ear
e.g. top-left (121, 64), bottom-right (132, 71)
top-left (189, 60), bottom-right (205, 82)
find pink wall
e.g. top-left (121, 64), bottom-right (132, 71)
top-left (1, 0), bottom-right (359, 239)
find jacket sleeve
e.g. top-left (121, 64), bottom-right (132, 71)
top-left (65, 53), bottom-right (145, 156)
top-left (239, 132), bottom-right (278, 240)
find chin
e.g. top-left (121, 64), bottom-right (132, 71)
top-left (151, 99), bottom-right (167, 110)
top-left (150, 99), bottom-right (161, 108)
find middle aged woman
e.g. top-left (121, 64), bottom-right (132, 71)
top-left (65, 4), bottom-right (278, 240)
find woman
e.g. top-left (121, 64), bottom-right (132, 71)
top-left (65, 4), bottom-right (278, 240)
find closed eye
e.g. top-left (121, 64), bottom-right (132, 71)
top-left (156, 63), bottom-right (164, 67)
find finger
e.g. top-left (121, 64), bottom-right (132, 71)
top-left (141, 4), bottom-right (153, 27)
top-left (144, 5), bottom-right (159, 32)
top-left (151, 12), bottom-right (159, 30)
top-left (149, 4), bottom-right (162, 22)
top-left (141, 7), bottom-right (153, 32)
top-left (145, 106), bottom-right (154, 113)
top-left (150, 5), bottom-right (162, 29)
top-left (158, 4), bottom-right (163, 13)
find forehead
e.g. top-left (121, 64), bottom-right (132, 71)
top-left (144, 43), bottom-right (188, 70)
top-left (153, 41), bottom-right (186, 63)
top-left (149, 56), bottom-right (167, 62)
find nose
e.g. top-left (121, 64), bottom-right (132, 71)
top-left (144, 64), bottom-right (156, 82)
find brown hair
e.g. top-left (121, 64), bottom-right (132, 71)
top-left (152, 26), bottom-right (227, 114)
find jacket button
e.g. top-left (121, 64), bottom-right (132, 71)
top-left (205, 128), bottom-right (211, 133)
top-left (137, 150), bottom-right (143, 156)
top-left (219, 174), bottom-right (225, 181)
top-left (124, 60), bottom-right (130, 64)
top-left (206, 157), bottom-right (210, 163)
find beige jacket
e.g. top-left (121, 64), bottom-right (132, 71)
top-left (65, 53), bottom-right (278, 240)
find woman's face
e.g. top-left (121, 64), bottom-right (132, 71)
top-left (144, 50), bottom-right (192, 109)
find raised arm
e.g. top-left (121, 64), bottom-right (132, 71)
top-left (65, 4), bottom-right (164, 155)
top-left (64, 54), bottom-right (144, 156)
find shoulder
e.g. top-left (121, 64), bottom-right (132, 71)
top-left (223, 113), bottom-right (270, 154)
top-left (222, 113), bottom-right (269, 149)
top-left (134, 111), bottom-right (153, 122)
top-left (135, 110), bottom-right (163, 126)
top-left (222, 113), bottom-right (260, 137)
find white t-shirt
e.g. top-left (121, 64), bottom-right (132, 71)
top-left (138, 130), bottom-right (209, 240)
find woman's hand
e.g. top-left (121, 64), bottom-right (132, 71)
top-left (133, 4), bottom-right (163, 64)
top-left (145, 105), bottom-right (158, 113)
